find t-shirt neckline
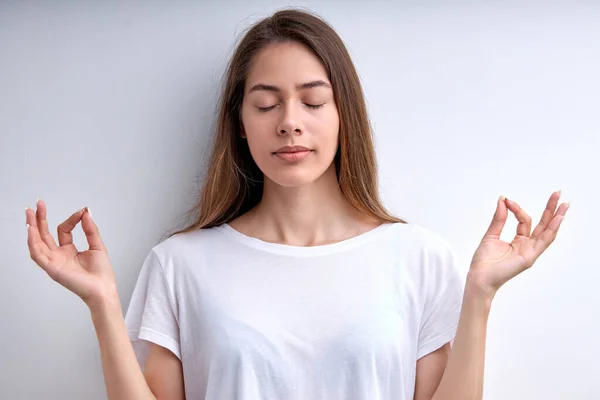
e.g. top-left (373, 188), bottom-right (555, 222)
top-left (217, 222), bottom-right (395, 257)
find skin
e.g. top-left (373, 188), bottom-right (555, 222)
top-left (22, 40), bottom-right (385, 400)
top-left (232, 39), bottom-right (456, 397)
top-left (230, 40), bottom-right (382, 246)
top-left (426, 192), bottom-right (569, 400)
top-left (230, 41), bottom-right (572, 400)
top-left (25, 37), bottom-right (570, 399)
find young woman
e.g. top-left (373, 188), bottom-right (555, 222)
top-left (25, 8), bottom-right (569, 400)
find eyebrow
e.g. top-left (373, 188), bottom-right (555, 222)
top-left (248, 80), bottom-right (332, 93)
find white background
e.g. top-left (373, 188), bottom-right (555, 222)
top-left (1, 1), bottom-right (598, 399)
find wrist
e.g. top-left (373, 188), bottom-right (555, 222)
top-left (87, 288), bottom-right (122, 316)
top-left (465, 270), bottom-right (497, 306)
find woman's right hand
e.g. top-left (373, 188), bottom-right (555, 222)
top-left (25, 199), bottom-right (118, 309)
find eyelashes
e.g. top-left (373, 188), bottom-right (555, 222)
top-left (257, 103), bottom-right (325, 113)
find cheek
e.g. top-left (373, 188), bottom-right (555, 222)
top-left (241, 107), bottom-right (271, 140)
top-left (244, 124), bottom-right (273, 152)
top-left (313, 108), bottom-right (340, 146)
top-left (242, 118), bottom-right (272, 158)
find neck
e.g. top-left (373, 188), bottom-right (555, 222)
top-left (247, 163), bottom-right (374, 246)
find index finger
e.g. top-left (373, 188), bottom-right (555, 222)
top-left (57, 208), bottom-right (86, 247)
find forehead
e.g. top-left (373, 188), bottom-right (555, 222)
top-left (245, 41), bottom-right (330, 92)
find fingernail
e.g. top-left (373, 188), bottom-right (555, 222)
top-left (499, 195), bottom-right (506, 201)
top-left (87, 207), bottom-right (93, 219)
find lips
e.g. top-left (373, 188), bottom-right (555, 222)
top-left (274, 150), bottom-right (312, 162)
top-left (273, 145), bottom-right (312, 154)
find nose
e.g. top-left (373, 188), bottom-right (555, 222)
top-left (277, 102), bottom-right (302, 136)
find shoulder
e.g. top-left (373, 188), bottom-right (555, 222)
top-left (412, 223), bottom-right (455, 256)
top-left (387, 222), bottom-right (455, 257)
top-left (384, 222), bottom-right (462, 286)
top-left (147, 225), bottom-right (228, 270)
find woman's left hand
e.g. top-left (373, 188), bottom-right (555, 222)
top-left (467, 190), bottom-right (570, 298)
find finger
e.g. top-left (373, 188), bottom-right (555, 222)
top-left (482, 196), bottom-right (509, 240)
top-left (26, 208), bottom-right (51, 270)
top-left (57, 207), bottom-right (86, 247)
top-left (531, 191), bottom-right (561, 240)
top-left (35, 199), bottom-right (59, 250)
top-left (504, 198), bottom-right (532, 237)
top-left (534, 211), bottom-right (566, 254)
top-left (81, 207), bottom-right (106, 252)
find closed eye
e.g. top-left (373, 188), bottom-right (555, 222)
top-left (257, 103), bottom-right (325, 113)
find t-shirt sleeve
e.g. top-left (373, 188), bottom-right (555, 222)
top-left (416, 235), bottom-right (465, 360)
top-left (124, 249), bottom-right (181, 370)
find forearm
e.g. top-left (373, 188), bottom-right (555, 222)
top-left (89, 294), bottom-right (157, 400)
top-left (431, 274), bottom-right (494, 400)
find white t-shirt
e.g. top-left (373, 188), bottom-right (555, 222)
top-left (125, 221), bottom-right (465, 400)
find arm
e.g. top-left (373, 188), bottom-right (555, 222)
top-left (25, 202), bottom-right (184, 399)
top-left (428, 192), bottom-right (567, 400)
top-left (88, 246), bottom-right (185, 398)
top-left (413, 343), bottom-right (451, 400)
top-left (89, 294), bottom-right (159, 400)
top-left (90, 293), bottom-right (185, 400)
top-left (429, 276), bottom-right (492, 400)
top-left (417, 192), bottom-right (567, 400)
top-left (413, 277), bottom-right (490, 400)
top-left (144, 343), bottom-right (185, 399)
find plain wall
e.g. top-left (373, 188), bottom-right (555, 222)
top-left (1, 1), bottom-right (598, 399)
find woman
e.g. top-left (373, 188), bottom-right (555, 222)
top-left (25, 8), bottom-right (569, 400)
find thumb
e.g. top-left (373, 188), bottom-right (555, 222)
top-left (482, 196), bottom-right (508, 241)
top-left (81, 207), bottom-right (106, 252)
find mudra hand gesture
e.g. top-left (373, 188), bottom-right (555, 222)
top-left (25, 200), bottom-right (117, 309)
top-left (468, 190), bottom-right (570, 298)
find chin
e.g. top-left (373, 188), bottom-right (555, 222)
top-left (265, 170), bottom-right (322, 188)
top-left (256, 153), bottom-right (337, 188)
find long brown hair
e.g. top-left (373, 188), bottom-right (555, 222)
top-left (163, 7), bottom-right (406, 241)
